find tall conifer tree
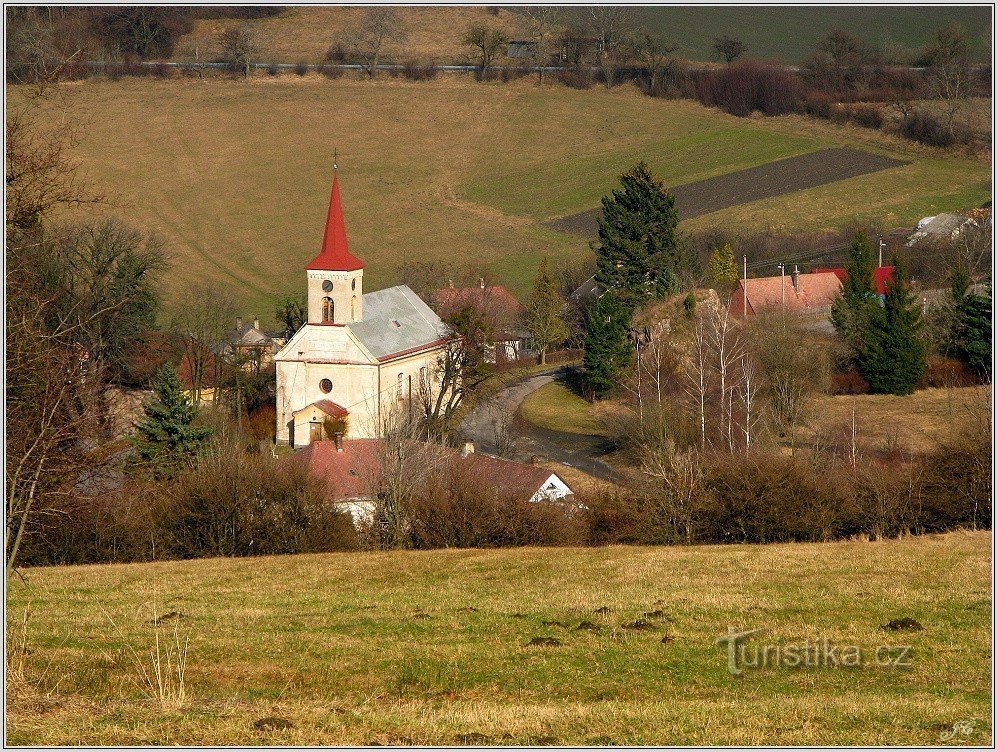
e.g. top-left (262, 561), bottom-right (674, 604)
top-left (133, 364), bottom-right (212, 477)
top-left (831, 230), bottom-right (878, 353)
top-left (525, 257), bottom-right (568, 365)
top-left (583, 291), bottom-right (632, 398)
top-left (594, 162), bottom-right (686, 304)
top-left (858, 260), bottom-right (926, 395)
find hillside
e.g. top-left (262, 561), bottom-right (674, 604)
top-left (17, 76), bottom-right (989, 325)
top-left (173, 6), bottom-right (991, 65)
top-left (6, 532), bottom-right (991, 745)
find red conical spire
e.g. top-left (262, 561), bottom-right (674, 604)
top-left (306, 165), bottom-right (365, 272)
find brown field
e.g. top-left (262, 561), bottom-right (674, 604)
top-left (6, 532), bottom-right (992, 745)
top-left (548, 147), bottom-right (909, 236)
top-left (807, 386), bottom-right (990, 455)
top-left (176, 6), bottom-right (531, 65)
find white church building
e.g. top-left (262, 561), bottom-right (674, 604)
top-left (275, 169), bottom-right (450, 446)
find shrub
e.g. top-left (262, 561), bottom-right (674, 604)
top-left (265, 61), bottom-right (279, 76)
top-left (167, 447), bottom-right (356, 558)
top-left (557, 68), bottom-right (592, 90)
top-left (407, 460), bottom-right (585, 548)
top-left (151, 61), bottom-right (173, 78)
top-left (694, 59), bottom-right (803, 117)
top-left (318, 63), bottom-right (343, 80)
top-left (400, 59), bottom-right (438, 81)
top-left (899, 109), bottom-right (955, 147)
top-left (324, 44), bottom-right (346, 63)
top-left (801, 90), bottom-right (833, 118)
top-left (849, 103), bottom-right (884, 129)
top-left (293, 60), bottom-right (308, 76)
top-left (830, 367), bottom-right (871, 395)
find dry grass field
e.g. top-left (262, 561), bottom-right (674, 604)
top-left (14, 75), bottom-right (989, 324)
top-left (807, 385), bottom-right (991, 455)
top-left (6, 532), bottom-right (991, 745)
top-left (176, 6), bottom-right (530, 65)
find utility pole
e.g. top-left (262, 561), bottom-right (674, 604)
top-left (777, 263), bottom-right (786, 310)
top-left (878, 238), bottom-right (884, 268)
top-left (742, 254), bottom-right (748, 318)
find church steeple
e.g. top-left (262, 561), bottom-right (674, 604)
top-left (306, 164), bottom-right (365, 272)
top-left (305, 161), bottom-right (364, 325)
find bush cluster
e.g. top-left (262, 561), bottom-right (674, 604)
top-left (585, 426), bottom-right (991, 546)
top-left (693, 60), bottom-right (803, 116)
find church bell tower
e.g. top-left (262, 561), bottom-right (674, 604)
top-left (305, 165), bottom-right (364, 325)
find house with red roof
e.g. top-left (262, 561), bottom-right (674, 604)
top-left (431, 280), bottom-right (531, 362)
top-left (292, 437), bottom-right (574, 521)
top-left (275, 167), bottom-right (452, 446)
top-left (811, 265), bottom-right (896, 296)
top-left (729, 267), bottom-right (843, 318)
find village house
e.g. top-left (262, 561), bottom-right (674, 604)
top-left (226, 317), bottom-right (286, 373)
top-left (729, 267), bottom-right (843, 318)
top-left (275, 168), bottom-right (451, 445)
top-left (431, 279), bottom-right (532, 362)
top-left (292, 437), bottom-right (574, 521)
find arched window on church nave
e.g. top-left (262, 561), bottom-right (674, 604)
top-left (322, 297), bottom-right (334, 322)
top-left (397, 372), bottom-right (404, 401)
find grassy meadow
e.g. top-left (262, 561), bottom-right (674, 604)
top-left (6, 532), bottom-right (991, 745)
top-left (175, 6), bottom-right (991, 66)
top-left (15, 75), bottom-right (989, 324)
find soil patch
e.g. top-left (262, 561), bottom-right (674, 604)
top-left (526, 636), bottom-right (563, 647)
top-left (547, 148), bottom-right (908, 236)
top-left (881, 617), bottom-right (924, 632)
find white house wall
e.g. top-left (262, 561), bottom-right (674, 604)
top-left (529, 473), bottom-right (574, 502)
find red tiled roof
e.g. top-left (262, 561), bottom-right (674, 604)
top-left (290, 439), bottom-right (563, 502)
top-left (306, 169), bottom-right (365, 272)
top-left (731, 272), bottom-right (842, 316)
top-left (293, 438), bottom-right (382, 499)
top-left (431, 285), bottom-right (525, 332)
top-left (811, 265), bottom-right (895, 296)
top-left (307, 400), bottom-right (349, 418)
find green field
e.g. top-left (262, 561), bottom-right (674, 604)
top-left (179, 6), bottom-right (991, 66)
top-left (6, 532), bottom-right (991, 745)
top-left (597, 6), bottom-right (992, 64)
top-left (17, 76), bottom-right (989, 324)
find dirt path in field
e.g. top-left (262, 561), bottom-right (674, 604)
top-left (547, 147), bottom-right (908, 237)
top-left (457, 367), bottom-right (622, 483)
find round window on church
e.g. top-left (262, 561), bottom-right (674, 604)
top-left (322, 279), bottom-right (333, 292)
top-left (319, 378), bottom-right (333, 394)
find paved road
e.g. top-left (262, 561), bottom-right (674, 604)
top-left (457, 366), bottom-right (622, 482)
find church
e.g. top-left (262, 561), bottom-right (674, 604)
top-left (275, 168), bottom-right (450, 446)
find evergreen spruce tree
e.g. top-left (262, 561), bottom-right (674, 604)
top-left (831, 230), bottom-right (878, 353)
top-left (858, 260), bottom-right (926, 395)
top-left (583, 291), bottom-right (633, 398)
top-left (525, 257), bottom-right (568, 365)
top-left (133, 364), bottom-right (212, 476)
top-left (955, 283), bottom-right (992, 376)
top-left (594, 162), bottom-right (686, 305)
top-left (705, 242), bottom-right (739, 289)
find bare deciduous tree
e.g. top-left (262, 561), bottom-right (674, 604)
top-left (172, 281), bottom-right (238, 406)
top-left (347, 7), bottom-right (408, 79)
top-left (588, 6), bottom-right (632, 87)
top-left (463, 23), bottom-right (508, 77)
top-left (219, 24), bottom-right (257, 78)
top-left (522, 6), bottom-right (560, 83)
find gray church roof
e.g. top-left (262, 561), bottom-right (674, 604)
top-left (348, 285), bottom-right (448, 360)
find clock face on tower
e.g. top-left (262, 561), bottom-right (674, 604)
top-left (321, 279), bottom-right (333, 292)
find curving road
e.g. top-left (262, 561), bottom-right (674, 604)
top-left (457, 366), bottom-right (622, 482)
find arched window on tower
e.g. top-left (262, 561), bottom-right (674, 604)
top-left (351, 296), bottom-right (357, 320)
top-left (321, 297), bottom-right (334, 323)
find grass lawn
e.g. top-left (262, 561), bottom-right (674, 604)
top-left (14, 77), bottom-right (989, 325)
top-left (519, 380), bottom-right (605, 435)
top-left (806, 385), bottom-right (990, 455)
top-left (6, 532), bottom-right (991, 745)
